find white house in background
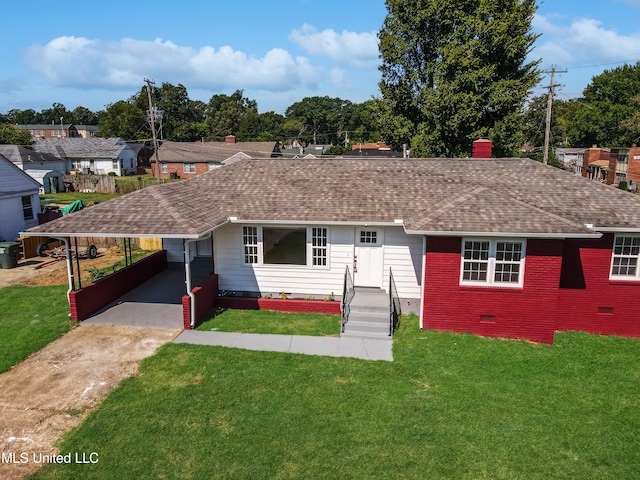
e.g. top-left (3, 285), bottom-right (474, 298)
top-left (34, 137), bottom-right (137, 176)
top-left (0, 145), bottom-right (67, 194)
top-left (0, 155), bottom-right (41, 242)
top-left (555, 147), bottom-right (585, 174)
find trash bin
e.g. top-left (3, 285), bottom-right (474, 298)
top-left (0, 242), bottom-right (20, 269)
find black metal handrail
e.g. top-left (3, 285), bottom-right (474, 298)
top-left (389, 268), bottom-right (401, 335)
top-left (341, 265), bottom-right (355, 333)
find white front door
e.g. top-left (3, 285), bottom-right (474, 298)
top-left (354, 229), bottom-right (384, 287)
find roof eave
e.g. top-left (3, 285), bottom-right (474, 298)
top-left (403, 229), bottom-right (602, 239)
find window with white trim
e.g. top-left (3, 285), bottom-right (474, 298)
top-left (312, 227), bottom-right (328, 266)
top-left (183, 163), bottom-right (196, 174)
top-left (242, 226), bottom-right (329, 267)
top-left (359, 230), bottom-right (378, 244)
top-left (610, 235), bottom-right (640, 279)
top-left (161, 162), bottom-right (168, 173)
top-left (461, 239), bottom-right (525, 287)
top-left (22, 196), bottom-right (34, 221)
top-left (243, 226), bottom-right (258, 264)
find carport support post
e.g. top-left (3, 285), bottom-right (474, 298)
top-left (184, 238), bottom-right (196, 329)
top-left (59, 236), bottom-right (76, 296)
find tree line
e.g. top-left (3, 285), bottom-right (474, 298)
top-left (2, 1), bottom-right (639, 157)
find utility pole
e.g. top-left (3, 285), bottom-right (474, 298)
top-left (542, 66), bottom-right (567, 165)
top-left (145, 78), bottom-right (161, 185)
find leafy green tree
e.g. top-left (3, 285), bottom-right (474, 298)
top-left (522, 95), bottom-right (573, 148)
top-left (7, 109), bottom-right (41, 125)
top-left (98, 100), bottom-right (146, 140)
top-left (285, 96), bottom-right (355, 145)
top-left (70, 106), bottom-right (98, 125)
top-left (40, 103), bottom-right (71, 125)
top-left (0, 123), bottom-right (34, 146)
top-left (378, 0), bottom-right (540, 157)
top-left (565, 63), bottom-right (640, 147)
top-left (205, 90), bottom-right (258, 140)
top-left (237, 111), bottom-right (285, 141)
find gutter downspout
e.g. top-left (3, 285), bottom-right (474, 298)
top-left (419, 235), bottom-right (427, 330)
top-left (183, 231), bottom-right (213, 329)
top-left (50, 236), bottom-right (75, 303)
top-left (184, 238), bottom-right (196, 329)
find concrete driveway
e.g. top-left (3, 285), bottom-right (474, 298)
top-left (82, 265), bottom-right (186, 329)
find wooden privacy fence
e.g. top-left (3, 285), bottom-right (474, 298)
top-left (72, 175), bottom-right (116, 193)
top-left (19, 236), bottom-right (163, 259)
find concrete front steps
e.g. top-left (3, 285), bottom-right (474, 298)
top-left (341, 287), bottom-right (391, 339)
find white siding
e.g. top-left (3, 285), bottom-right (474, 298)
top-left (212, 223), bottom-right (423, 299)
top-left (382, 227), bottom-right (423, 299)
top-left (214, 223), bottom-right (354, 296)
top-left (0, 158), bottom-right (41, 241)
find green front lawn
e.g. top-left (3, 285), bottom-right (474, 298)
top-left (40, 192), bottom-right (122, 205)
top-left (28, 317), bottom-right (640, 479)
top-left (0, 285), bottom-right (74, 373)
top-left (197, 308), bottom-right (341, 336)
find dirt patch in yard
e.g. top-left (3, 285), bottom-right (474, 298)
top-left (0, 324), bottom-right (180, 480)
top-left (0, 246), bottom-right (134, 289)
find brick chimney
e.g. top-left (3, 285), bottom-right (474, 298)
top-left (225, 135), bottom-right (236, 144)
top-left (472, 138), bottom-right (492, 158)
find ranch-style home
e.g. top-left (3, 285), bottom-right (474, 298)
top-left (23, 157), bottom-right (640, 344)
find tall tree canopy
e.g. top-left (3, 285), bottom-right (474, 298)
top-left (565, 63), bottom-right (640, 148)
top-left (378, 0), bottom-right (541, 157)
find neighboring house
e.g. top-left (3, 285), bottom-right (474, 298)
top-left (24, 157), bottom-right (640, 344)
top-left (342, 142), bottom-right (404, 158)
top-left (16, 124), bottom-right (81, 139)
top-left (555, 147), bottom-right (584, 174)
top-left (152, 137), bottom-right (281, 179)
top-left (0, 155), bottom-right (41, 242)
top-left (582, 144), bottom-right (640, 188)
top-left (0, 145), bottom-right (67, 194)
top-left (34, 137), bottom-right (137, 176)
top-left (74, 125), bottom-right (100, 138)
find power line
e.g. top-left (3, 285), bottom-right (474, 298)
top-left (542, 66), bottom-right (567, 165)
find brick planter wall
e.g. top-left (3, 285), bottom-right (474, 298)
top-left (69, 250), bottom-right (167, 321)
top-left (182, 274), bottom-right (219, 329)
top-left (216, 297), bottom-right (341, 315)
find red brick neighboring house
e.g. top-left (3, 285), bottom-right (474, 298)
top-left (23, 157), bottom-right (640, 344)
top-left (582, 144), bottom-right (640, 187)
top-left (151, 136), bottom-right (281, 179)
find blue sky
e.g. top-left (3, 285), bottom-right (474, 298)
top-left (1, 0), bottom-right (640, 116)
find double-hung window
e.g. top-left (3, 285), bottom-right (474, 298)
top-left (610, 235), bottom-right (640, 280)
top-left (461, 239), bottom-right (525, 287)
top-left (22, 196), bottom-right (34, 221)
top-left (183, 163), bottom-right (196, 174)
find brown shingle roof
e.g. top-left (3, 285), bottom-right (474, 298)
top-left (25, 157), bottom-right (640, 239)
top-left (154, 140), bottom-right (279, 163)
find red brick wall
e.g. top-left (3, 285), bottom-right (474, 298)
top-left (151, 162), bottom-right (209, 179)
top-left (182, 274), bottom-right (219, 329)
top-left (628, 147), bottom-right (640, 184)
top-left (558, 235), bottom-right (640, 338)
top-left (421, 237), bottom-right (563, 344)
top-left (217, 297), bottom-right (341, 315)
top-left (69, 250), bottom-right (167, 321)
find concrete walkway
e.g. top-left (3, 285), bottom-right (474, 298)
top-left (174, 330), bottom-right (393, 361)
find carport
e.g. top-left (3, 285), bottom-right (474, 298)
top-left (82, 263), bottom-right (186, 329)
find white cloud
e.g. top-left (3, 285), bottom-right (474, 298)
top-left (289, 24), bottom-right (379, 68)
top-left (23, 36), bottom-right (322, 92)
top-left (532, 14), bottom-right (640, 67)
